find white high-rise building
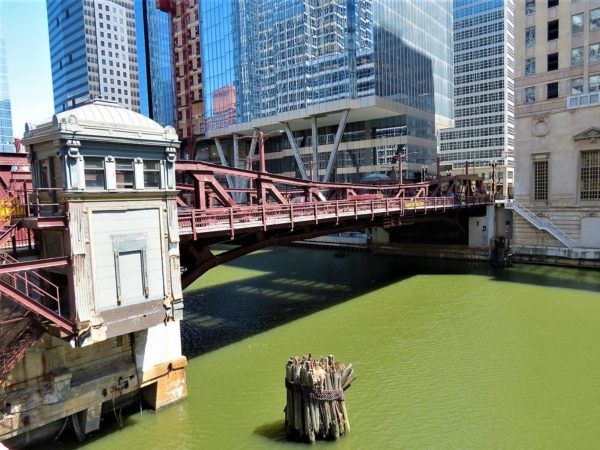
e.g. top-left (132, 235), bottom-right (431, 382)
top-left (440, 0), bottom-right (515, 196)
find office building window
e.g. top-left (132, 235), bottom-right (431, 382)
top-left (548, 20), bottom-right (559, 41)
top-left (84, 158), bottom-right (105, 189)
top-left (591, 8), bottom-right (600, 31)
top-left (572, 47), bottom-right (584, 66)
top-left (547, 82), bottom-right (559, 99)
top-left (571, 78), bottom-right (584, 94)
top-left (572, 13), bottom-right (584, 34)
top-left (547, 52), bottom-right (559, 71)
top-left (591, 43), bottom-right (600, 63)
top-left (526, 27), bottom-right (536, 47)
top-left (548, 0), bottom-right (559, 7)
top-left (581, 150), bottom-right (600, 199)
top-left (526, 0), bottom-right (535, 15)
top-left (590, 75), bottom-right (600, 91)
top-left (526, 58), bottom-right (536, 75)
top-left (533, 161), bottom-right (548, 201)
top-left (525, 87), bottom-right (536, 103)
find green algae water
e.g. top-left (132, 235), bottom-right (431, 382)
top-left (70, 248), bottom-right (600, 449)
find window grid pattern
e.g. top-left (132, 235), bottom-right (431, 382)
top-left (200, 0), bottom-right (454, 129)
top-left (580, 150), bottom-right (600, 200)
top-left (440, 0), bottom-right (514, 167)
top-left (533, 161), bottom-right (548, 201)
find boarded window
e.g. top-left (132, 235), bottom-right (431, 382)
top-left (533, 161), bottom-right (548, 201)
top-left (580, 150), bottom-right (600, 199)
top-left (84, 157), bottom-right (105, 189)
top-left (115, 159), bottom-right (134, 189)
top-left (144, 160), bottom-right (160, 188)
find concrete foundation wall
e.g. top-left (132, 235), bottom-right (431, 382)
top-left (0, 321), bottom-right (186, 448)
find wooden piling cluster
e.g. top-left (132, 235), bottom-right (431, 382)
top-left (284, 354), bottom-right (356, 443)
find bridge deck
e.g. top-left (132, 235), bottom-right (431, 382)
top-left (178, 196), bottom-right (488, 239)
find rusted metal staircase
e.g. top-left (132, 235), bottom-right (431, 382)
top-left (0, 207), bottom-right (73, 381)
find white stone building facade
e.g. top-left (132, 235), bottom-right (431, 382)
top-left (514, 0), bottom-right (600, 260)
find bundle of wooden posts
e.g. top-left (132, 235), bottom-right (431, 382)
top-left (284, 354), bottom-right (356, 443)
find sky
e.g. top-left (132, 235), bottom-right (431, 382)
top-left (1, 0), bottom-right (53, 139)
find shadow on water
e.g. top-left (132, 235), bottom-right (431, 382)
top-left (180, 247), bottom-right (418, 358)
top-left (253, 419), bottom-right (288, 443)
top-left (180, 246), bottom-right (600, 359)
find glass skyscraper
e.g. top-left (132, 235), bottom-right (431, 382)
top-left (0, 21), bottom-right (13, 152)
top-left (200, 0), bottom-right (453, 182)
top-left (135, 0), bottom-right (175, 127)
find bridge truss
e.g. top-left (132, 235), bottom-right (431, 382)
top-left (175, 161), bottom-right (491, 288)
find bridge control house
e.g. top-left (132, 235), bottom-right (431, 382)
top-left (0, 100), bottom-right (188, 446)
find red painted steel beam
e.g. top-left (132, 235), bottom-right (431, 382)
top-left (177, 160), bottom-right (485, 194)
top-left (0, 256), bottom-right (69, 274)
top-left (21, 217), bottom-right (67, 229)
top-left (181, 224), bottom-right (361, 288)
top-left (0, 279), bottom-right (74, 335)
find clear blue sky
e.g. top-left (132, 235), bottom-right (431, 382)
top-left (1, 0), bottom-right (53, 139)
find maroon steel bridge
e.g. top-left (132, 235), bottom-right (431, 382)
top-left (175, 160), bottom-right (491, 288)
top-left (0, 153), bottom-right (491, 377)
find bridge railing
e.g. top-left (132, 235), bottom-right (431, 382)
top-left (178, 195), bottom-right (490, 238)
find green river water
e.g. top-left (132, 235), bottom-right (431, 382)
top-left (58, 247), bottom-right (600, 449)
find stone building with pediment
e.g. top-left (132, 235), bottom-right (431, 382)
top-left (514, 0), bottom-right (600, 263)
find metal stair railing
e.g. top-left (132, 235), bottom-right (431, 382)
top-left (505, 199), bottom-right (576, 248)
top-left (0, 222), bottom-right (19, 248)
top-left (0, 252), bottom-right (62, 315)
top-left (0, 252), bottom-right (73, 337)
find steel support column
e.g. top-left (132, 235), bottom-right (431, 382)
top-left (214, 137), bottom-right (234, 188)
top-left (283, 123), bottom-right (308, 180)
top-left (248, 130), bottom-right (258, 159)
top-left (323, 109), bottom-right (349, 182)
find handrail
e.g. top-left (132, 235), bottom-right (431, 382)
top-left (0, 252), bottom-right (62, 315)
top-left (178, 194), bottom-right (490, 238)
top-left (7, 188), bottom-right (64, 219)
top-left (0, 222), bottom-right (19, 246)
top-left (506, 199), bottom-right (576, 248)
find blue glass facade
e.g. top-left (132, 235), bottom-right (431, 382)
top-left (200, 0), bottom-right (453, 181)
top-left (135, 0), bottom-right (175, 127)
top-left (201, 0), bottom-right (453, 129)
top-left (47, 0), bottom-right (89, 112)
top-left (0, 21), bottom-right (13, 152)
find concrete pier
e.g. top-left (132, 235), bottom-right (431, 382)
top-left (1, 322), bottom-right (186, 447)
